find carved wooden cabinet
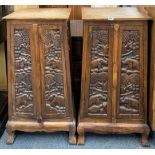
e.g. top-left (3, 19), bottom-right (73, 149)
top-left (4, 8), bottom-right (76, 144)
top-left (78, 7), bottom-right (151, 146)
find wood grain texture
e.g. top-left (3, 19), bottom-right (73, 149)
top-left (39, 5), bottom-right (90, 20)
top-left (14, 5), bottom-right (39, 11)
top-left (3, 8), bottom-right (71, 20)
top-left (82, 7), bottom-right (151, 20)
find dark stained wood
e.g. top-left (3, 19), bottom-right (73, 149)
top-left (78, 8), bottom-right (151, 146)
top-left (4, 9), bottom-right (76, 144)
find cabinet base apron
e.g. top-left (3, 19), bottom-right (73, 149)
top-left (6, 120), bottom-right (76, 145)
top-left (77, 122), bottom-right (150, 146)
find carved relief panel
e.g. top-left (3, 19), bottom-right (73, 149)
top-left (11, 25), bottom-right (36, 117)
top-left (85, 25), bottom-right (113, 118)
top-left (117, 26), bottom-right (144, 119)
top-left (39, 25), bottom-right (67, 118)
top-left (10, 23), bottom-right (70, 120)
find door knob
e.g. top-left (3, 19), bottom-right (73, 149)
top-left (37, 116), bottom-right (42, 123)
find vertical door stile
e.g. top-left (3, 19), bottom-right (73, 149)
top-left (62, 22), bottom-right (71, 117)
top-left (85, 25), bottom-right (92, 116)
top-left (112, 24), bottom-right (120, 123)
top-left (7, 21), bottom-right (13, 119)
top-left (38, 25), bottom-right (45, 121)
top-left (143, 22), bottom-right (148, 123)
top-left (32, 23), bottom-right (42, 122)
top-left (79, 22), bottom-right (89, 118)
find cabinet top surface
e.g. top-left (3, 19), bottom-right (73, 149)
top-left (3, 8), bottom-right (71, 20)
top-left (82, 7), bottom-right (151, 20)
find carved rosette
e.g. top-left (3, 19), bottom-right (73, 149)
top-left (88, 29), bottom-right (109, 115)
top-left (44, 29), bottom-right (66, 115)
top-left (119, 30), bottom-right (141, 114)
top-left (14, 29), bottom-right (34, 115)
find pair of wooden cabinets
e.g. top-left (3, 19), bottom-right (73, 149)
top-left (4, 8), bottom-right (151, 146)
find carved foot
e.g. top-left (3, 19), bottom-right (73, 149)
top-left (69, 132), bottom-right (76, 144)
top-left (77, 134), bottom-right (85, 144)
top-left (77, 126), bottom-right (85, 145)
top-left (6, 130), bottom-right (15, 144)
top-left (69, 121), bottom-right (76, 144)
top-left (141, 133), bottom-right (149, 147)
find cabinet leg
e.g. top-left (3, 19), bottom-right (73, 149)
top-left (6, 128), bottom-right (15, 144)
top-left (69, 131), bottom-right (76, 144)
top-left (69, 121), bottom-right (76, 144)
top-left (141, 132), bottom-right (149, 147)
top-left (77, 127), bottom-right (85, 145)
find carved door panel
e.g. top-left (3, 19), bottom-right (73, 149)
top-left (83, 24), bottom-right (113, 119)
top-left (39, 24), bottom-right (68, 119)
top-left (10, 24), bottom-right (37, 118)
top-left (117, 25), bottom-right (144, 119)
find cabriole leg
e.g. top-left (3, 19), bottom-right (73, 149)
top-left (6, 127), bottom-right (15, 144)
top-left (77, 126), bottom-right (85, 145)
top-left (69, 121), bottom-right (76, 144)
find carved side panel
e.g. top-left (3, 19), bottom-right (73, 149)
top-left (14, 29), bottom-right (34, 115)
top-left (88, 29), bottom-right (111, 116)
top-left (43, 28), bottom-right (66, 116)
top-left (119, 30), bottom-right (142, 115)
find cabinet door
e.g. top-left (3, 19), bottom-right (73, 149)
top-left (81, 23), bottom-right (113, 119)
top-left (9, 24), bottom-right (37, 118)
top-left (39, 24), bottom-right (68, 118)
top-left (117, 25), bottom-right (145, 120)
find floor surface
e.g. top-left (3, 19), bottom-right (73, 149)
top-left (0, 130), bottom-right (155, 149)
